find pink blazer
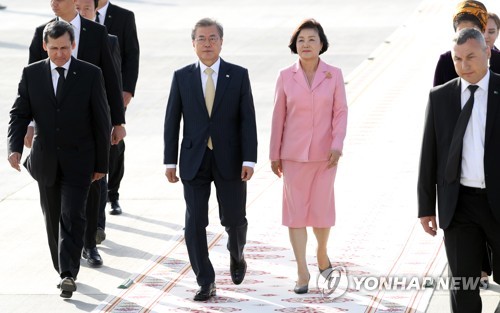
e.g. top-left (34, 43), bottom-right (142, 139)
top-left (269, 59), bottom-right (348, 162)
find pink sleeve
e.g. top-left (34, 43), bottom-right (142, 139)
top-left (269, 72), bottom-right (286, 161)
top-left (330, 69), bottom-right (348, 152)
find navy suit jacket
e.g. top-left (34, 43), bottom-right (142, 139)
top-left (8, 57), bottom-right (111, 187)
top-left (28, 16), bottom-right (125, 126)
top-left (418, 71), bottom-right (500, 229)
top-left (163, 59), bottom-right (258, 181)
top-left (104, 2), bottom-right (140, 95)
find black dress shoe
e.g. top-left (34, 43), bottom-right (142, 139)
top-left (230, 256), bottom-right (247, 285)
top-left (109, 200), bottom-right (122, 215)
top-left (193, 283), bottom-right (216, 301)
top-left (96, 227), bottom-right (106, 244)
top-left (59, 277), bottom-right (77, 298)
top-left (82, 247), bottom-right (103, 267)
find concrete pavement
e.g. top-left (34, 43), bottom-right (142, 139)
top-left (1, 0), bottom-right (500, 312)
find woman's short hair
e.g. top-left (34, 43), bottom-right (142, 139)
top-left (288, 19), bottom-right (329, 55)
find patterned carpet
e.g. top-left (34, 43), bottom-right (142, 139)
top-left (93, 166), bottom-right (446, 313)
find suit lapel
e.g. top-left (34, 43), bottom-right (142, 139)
top-left (77, 16), bottom-right (89, 58)
top-left (485, 71), bottom-right (500, 147)
top-left (450, 79), bottom-right (462, 128)
top-left (189, 63), bottom-right (207, 114)
top-left (212, 59), bottom-right (230, 115)
top-left (310, 60), bottom-right (329, 91)
top-left (43, 59), bottom-right (57, 106)
top-left (104, 3), bottom-right (115, 30)
top-left (292, 61), bottom-right (310, 91)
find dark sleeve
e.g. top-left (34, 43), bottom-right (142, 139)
top-left (99, 27), bottom-right (125, 126)
top-left (28, 27), bottom-right (44, 64)
top-left (8, 68), bottom-right (32, 155)
top-left (163, 71), bottom-right (182, 164)
top-left (489, 49), bottom-right (500, 75)
top-left (433, 52), bottom-right (457, 87)
top-left (417, 92), bottom-right (438, 217)
top-left (90, 69), bottom-right (111, 173)
top-left (109, 35), bottom-right (123, 92)
top-left (239, 69), bottom-right (258, 163)
top-left (120, 11), bottom-right (140, 95)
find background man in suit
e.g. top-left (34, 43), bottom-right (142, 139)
top-left (163, 18), bottom-right (258, 301)
top-left (7, 21), bottom-right (110, 298)
top-left (418, 28), bottom-right (500, 313)
top-left (76, 0), bottom-right (122, 246)
top-left (26, 0), bottom-right (126, 268)
top-left (97, 0), bottom-right (140, 216)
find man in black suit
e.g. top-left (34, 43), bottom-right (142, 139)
top-left (7, 21), bottom-right (110, 298)
top-left (27, 0), bottom-right (126, 267)
top-left (76, 0), bottom-right (122, 247)
top-left (164, 18), bottom-right (258, 301)
top-left (418, 28), bottom-right (500, 313)
top-left (97, 0), bottom-right (140, 216)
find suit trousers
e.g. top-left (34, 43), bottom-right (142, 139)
top-left (38, 176), bottom-right (89, 279)
top-left (108, 139), bottom-right (125, 202)
top-left (84, 179), bottom-right (101, 248)
top-left (98, 177), bottom-right (107, 229)
top-left (182, 148), bottom-right (248, 286)
top-left (444, 186), bottom-right (500, 313)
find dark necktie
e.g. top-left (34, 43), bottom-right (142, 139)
top-left (95, 11), bottom-right (100, 23)
top-left (444, 84), bottom-right (479, 183)
top-left (55, 67), bottom-right (65, 102)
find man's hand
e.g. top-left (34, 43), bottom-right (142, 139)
top-left (8, 152), bottom-right (22, 171)
top-left (420, 216), bottom-right (438, 236)
top-left (271, 160), bottom-right (282, 178)
top-left (165, 168), bottom-right (179, 183)
top-left (123, 91), bottom-right (133, 108)
top-left (241, 166), bottom-right (254, 181)
top-left (92, 172), bottom-right (106, 182)
top-left (327, 150), bottom-right (342, 168)
top-left (24, 126), bottom-right (34, 148)
top-left (111, 125), bottom-right (126, 145)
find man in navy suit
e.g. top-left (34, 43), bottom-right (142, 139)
top-left (8, 21), bottom-right (110, 298)
top-left (418, 28), bottom-right (500, 312)
top-left (163, 18), bottom-right (258, 301)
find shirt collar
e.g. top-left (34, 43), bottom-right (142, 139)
top-left (50, 58), bottom-right (71, 72)
top-left (97, 1), bottom-right (110, 22)
top-left (461, 70), bottom-right (490, 93)
top-left (199, 58), bottom-right (221, 74)
top-left (58, 13), bottom-right (81, 32)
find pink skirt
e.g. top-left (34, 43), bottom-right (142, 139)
top-left (281, 160), bottom-right (336, 228)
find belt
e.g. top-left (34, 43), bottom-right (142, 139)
top-left (460, 185), bottom-right (487, 195)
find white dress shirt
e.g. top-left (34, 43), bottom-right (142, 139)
top-left (460, 71), bottom-right (489, 188)
top-left (50, 60), bottom-right (71, 93)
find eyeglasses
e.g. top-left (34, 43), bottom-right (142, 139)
top-left (195, 36), bottom-right (220, 44)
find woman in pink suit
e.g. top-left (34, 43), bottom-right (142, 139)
top-left (269, 19), bottom-right (348, 294)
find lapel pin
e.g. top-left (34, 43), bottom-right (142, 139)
top-left (73, 71), bottom-right (76, 75)
top-left (83, 27), bottom-right (86, 31)
top-left (495, 90), bottom-right (499, 94)
top-left (226, 74), bottom-right (230, 78)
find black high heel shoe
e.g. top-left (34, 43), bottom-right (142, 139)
top-left (294, 273), bottom-right (310, 294)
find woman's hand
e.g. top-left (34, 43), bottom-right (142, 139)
top-left (327, 150), bottom-right (341, 168)
top-left (271, 160), bottom-right (283, 178)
